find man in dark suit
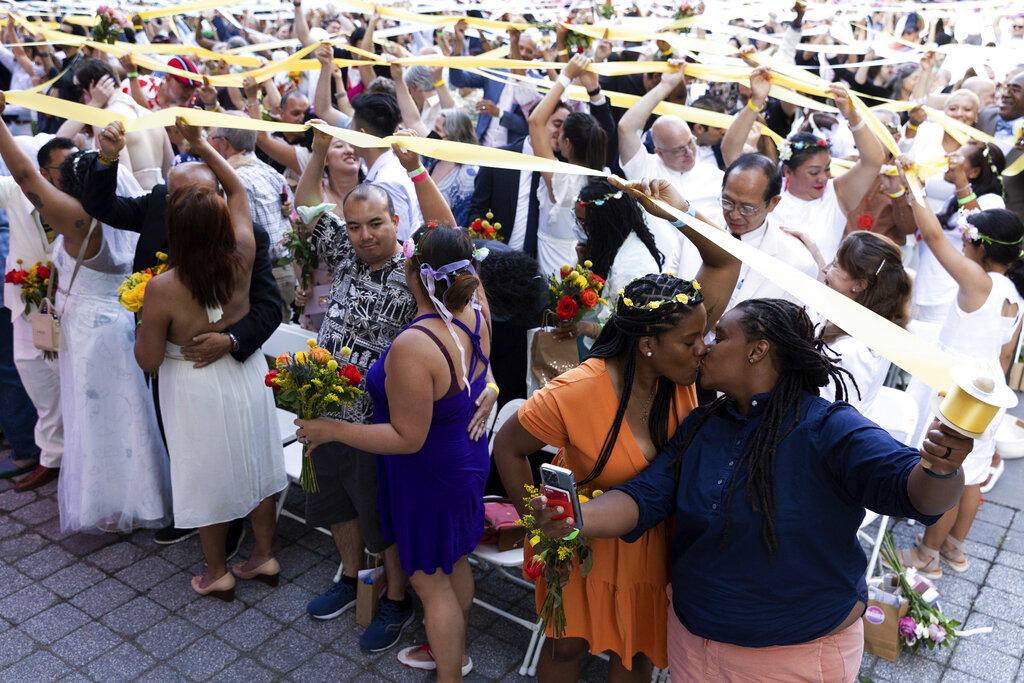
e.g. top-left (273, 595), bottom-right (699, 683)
top-left (80, 120), bottom-right (281, 548)
top-left (978, 70), bottom-right (1024, 221)
top-left (466, 103), bottom-right (571, 254)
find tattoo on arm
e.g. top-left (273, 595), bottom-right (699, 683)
top-left (25, 191), bottom-right (43, 210)
top-left (74, 219), bottom-right (86, 230)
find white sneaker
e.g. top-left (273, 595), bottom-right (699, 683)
top-left (397, 644), bottom-right (473, 676)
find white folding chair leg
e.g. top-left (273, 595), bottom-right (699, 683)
top-left (518, 619), bottom-right (545, 676)
top-left (865, 515), bottom-right (891, 581)
top-left (275, 484), bottom-right (289, 521)
top-left (527, 630), bottom-right (546, 677)
top-left (333, 561), bottom-right (345, 583)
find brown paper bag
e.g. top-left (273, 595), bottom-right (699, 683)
top-left (356, 563), bottom-right (386, 628)
top-left (862, 596), bottom-right (909, 661)
top-left (528, 312), bottom-right (580, 391)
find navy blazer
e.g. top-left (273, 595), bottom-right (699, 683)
top-left (80, 158), bottom-right (282, 362)
top-left (448, 69), bottom-right (530, 141)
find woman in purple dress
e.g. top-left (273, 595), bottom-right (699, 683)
top-left (297, 225), bottom-right (493, 682)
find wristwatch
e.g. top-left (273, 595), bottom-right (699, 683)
top-left (225, 332), bottom-right (240, 352)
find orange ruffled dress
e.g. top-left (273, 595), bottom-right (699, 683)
top-left (518, 357), bottom-right (697, 670)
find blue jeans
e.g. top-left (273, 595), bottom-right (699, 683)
top-left (0, 308), bottom-right (40, 460)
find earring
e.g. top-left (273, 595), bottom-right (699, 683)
top-left (851, 287), bottom-right (859, 293)
top-left (748, 358), bottom-right (754, 364)
top-left (646, 351), bottom-right (653, 357)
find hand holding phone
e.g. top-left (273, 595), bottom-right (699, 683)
top-left (539, 463), bottom-right (583, 530)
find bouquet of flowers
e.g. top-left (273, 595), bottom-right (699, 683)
top-left (672, 1), bottom-right (704, 32)
top-left (468, 212), bottom-right (503, 241)
top-left (547, 260), bottom-right (606, 323)
top-left (597, 1), bottom-right (616, 20)
top-left (277, 207), bottom-right (319, 315)
top-left (879, 532), bottom-right (959, 652)
top-left (93, 5), bottom-right (128, 44)
top-left (537, 22), bottom-right (593, 54)
top-left (265, 340), bottom-right (363, 492)
top-left (5, 259), bottom-right (56, 317)
top-left (518, 484), bottom-right (595, 638)
top-left (118, 252), bottom-right (168, 313)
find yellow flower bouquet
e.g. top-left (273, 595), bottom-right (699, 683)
top-left (117, 252), bottom-right (168, 313)
top-left (265, 340), bottom-right (363, 492)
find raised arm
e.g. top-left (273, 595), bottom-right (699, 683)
top-left (722, 65), bottom-right (771, 167)
top-left (613, 176), bottom-right (741, 333)
top-left (357, 10), bottom-right (379, 88)
top-left (295, 124), bottom-right (330, 209)
top-left (618, 61), bottom-right (684, 165)
top-left (390, 61), bottom-right (428, 136)
top-left (312, 44), bottom-right (346, 125)
top-left (530, 53), bottom-right (590, 191)
top-left (830, 84), bottom-right (886, 215)
top-left (243, 76), bottom-right (304, 172)
top-left (293, 0), bottom-right (312, 46)
top-left (391, 134), bottom-right (455, 225)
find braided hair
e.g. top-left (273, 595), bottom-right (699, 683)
top-left (580, 274), bottom-right (704, 487)
top-left (671, 299), bottom-right (854, 555)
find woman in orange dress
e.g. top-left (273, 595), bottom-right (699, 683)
top-left (493, 178), bottom-right (739, 682)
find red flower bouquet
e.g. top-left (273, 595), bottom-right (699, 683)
top-left (546, 260), bottom-right (606, 323)
top-left (468, 213), bottom-right (504, 241)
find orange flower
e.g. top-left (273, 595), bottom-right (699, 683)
top-left (580, 289), bottom-right (599, 308)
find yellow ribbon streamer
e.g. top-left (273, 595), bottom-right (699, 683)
top-left (939, 386), bottom-right (1000, 434)
top-left (136, 0), bottom-right (249, 20)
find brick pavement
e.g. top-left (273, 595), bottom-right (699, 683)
top-left (0, 459), bottom-right (1021, 682)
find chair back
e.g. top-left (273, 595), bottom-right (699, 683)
top-left (488, 398), bottom-right (526, 458)
top-left (262, 323), bottom-right (317, 363)
top-left (864, 386), bottom-right (919, 446)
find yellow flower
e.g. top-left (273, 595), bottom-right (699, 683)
top-left (155, 251), bottom-right (168, 262)
top-left (675, 293), bottom-right (689, 304)
top-left (692, 280), bottom-right (701, 291)
top-left (649, 301), bottom-right (661, 309)
top-left (294, 351), bottom-right (308, 363)
top-left (306, 338), bottom-right (317, 348)
top-left (592, 489), bottom-right (603, 497)
top-left (622, 297), bottom-right (633, 307)
top-left (327, 360), bottom-right (338, 371)
top-left (339, 346), bottom-right (352, 356)
top-left (486, 211), bottom-right (494, 220)
top-left (557, 546), bottom-right (572, 561)
top-left (583, 260), bottom-right (593, 268)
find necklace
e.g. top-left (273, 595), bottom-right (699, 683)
top-left (639, 382), bottom-right (657, 424)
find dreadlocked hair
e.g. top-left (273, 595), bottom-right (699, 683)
top-left (672, 299), bottom-right (855, 556)
top-left (580, 273), bottom-right (704, 487)
top-left (577, 178), bottom-right (664, 280)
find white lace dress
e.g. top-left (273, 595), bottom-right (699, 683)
top-left (53, 225), bottom-right (170, 533)
top-left (158, 305), bottom-right (286, 528)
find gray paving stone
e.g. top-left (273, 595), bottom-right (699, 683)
top-left (935, 574), bottom-right (980, 608)
top-left (168, 635), bottom-right (238, 681)
top-left (288, 651), bottom-right (371, 682)
top-left (218, 608), bottom-right (283, 651)
top-left (100, 596), bottom-right (169, 636)
top-left (58, 672), bottom-right (94, 683)
top-left (145, 571), bottom-right (202, 611)
top-left (151, 537), bottom-right (201, 569)
top-left (0, 489), bottom-right (35, 512)
top-left (948, 641), bottom-right (1020, 682)
top-left (976, 501), bottom-right (1015, 527)
top-left (0, 564), bottom-right (32, 599)
top-left (85, 642), bottom-right (156, 683)
top-left (0, 628), bottom-right (37, 666)
top-left (86, 541), bottom-right (146, 572)
top-left (254, 582), bottom-right (315, 624)
top-left (135, 665), bottom-right (187, 683)
top-left (289, 611), bottom-right (347, 645)
top-left (70, 578), bottom-right (137, 619)
top-left (135, 616), bottom-right (204, 659)
top-left (0, 517), bottom-right (26, 540)
top-left (2, 650), bottom-right (70, 681)
top-left (463, 633), bottom-right (524, 680)
top-left (871, 650), bottom-right (947, 682)
top-left (215, 657), bottom-right (277, 683)
top-left (178, 592), bottom-right (246, 630)
top-left (256, 628), bottom-right (319, 673)
top-left (11, 498), bottom-right (59, 525)
top-left (275, 544), bottom-right (322, 581)
top-left (113, 555), bottom-right (178, 592)
top-left (974, 585), bottom-right (1024, 620)
top-left (0, 532), bottom-right (47, 562)
top-left (961, 612), bottom-right (1024, 659)
top-left (0, 583), bottom-right (58, 624)
top-left (20, 602), bottom-right (91, 645)
top-left (964, 538), bottom-right (998, 562)
top-left (59, 530), bottom-right (119, 557)
top-left (34, 517), bottom-right (74, 542)
top-left (291, 558), bottom-right (344, 593)
top-left (41, 562), bottom-right (107, 599)
top-left (986, 563), bottom-right (1024, 597)
top-left (13, 543), bottom-right (75, 580)
top-left (50, 622), bottom-right (123, 667)
top-left (967, 519), bottom-right (1011, 549)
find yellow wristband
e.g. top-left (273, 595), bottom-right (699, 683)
top-left (748, 99), bottom-right (764, 113)
top-left (433, 80), bottom-right (444, 88)
top-left (486, 382), bottom-right (499, 396)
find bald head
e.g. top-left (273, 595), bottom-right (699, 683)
top-left (961, 77), bottom-right (996, 108)
top-left (651, 116), bottom-right (697, 173)
top-left (167, 162), bottom-right (219, 195)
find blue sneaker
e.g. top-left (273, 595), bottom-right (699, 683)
top-left (359, 598), bottom-right (414, 652)
top-left (306, 580), bottom-right (357, 620)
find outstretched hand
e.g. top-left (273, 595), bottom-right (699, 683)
top-left (609, 176), bottom-right (689, 222)
top-left (98, 120), bottom-right (128, 159)
top-left (391, 129), bottom-right (423, 172)
top-left (174, 116), bottom-right (203, 148)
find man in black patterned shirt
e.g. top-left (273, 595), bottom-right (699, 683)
top-left (302, 183), bottom-right (418, 651)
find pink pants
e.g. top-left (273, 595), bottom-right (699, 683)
top-left (667, 605), bottom-right (864, 682)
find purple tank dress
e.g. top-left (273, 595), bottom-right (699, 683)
top-left (367, 311), bottom-right (490, 576)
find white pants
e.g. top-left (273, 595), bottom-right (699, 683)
top-left (12, 316), bottom-right (63, 468)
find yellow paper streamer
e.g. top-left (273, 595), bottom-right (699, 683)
top-left (136, 0), bottom-right (249, 20)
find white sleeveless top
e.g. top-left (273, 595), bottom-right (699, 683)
top-left (771, 179), bottom-right (847, 264)
top-left (939, 271), bottom-right (1023, 374)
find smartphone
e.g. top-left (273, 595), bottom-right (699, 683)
top-left (539, 464), bottom-right (583, 530)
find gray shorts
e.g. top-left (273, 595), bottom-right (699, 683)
top-left (304, 441), bottom-right (388, 553)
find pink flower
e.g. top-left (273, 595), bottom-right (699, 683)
top-left (898, 616), bottom-right (917, 638)
top-left (928, 623), bottom-right (946, 643)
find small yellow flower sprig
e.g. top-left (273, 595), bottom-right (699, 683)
top-left (618, 279), bottom-right (701, 310)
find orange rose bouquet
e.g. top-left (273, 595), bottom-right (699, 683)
top-left (265, 340), bottom-right (363, 492)
top-left (546, 260), bottom-right (606, 323)
top-left (468, 212), bottom-right (503, 241)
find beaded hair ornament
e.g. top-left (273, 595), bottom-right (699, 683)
top-left (777, 137), bottom-right (831, 163)
top-left (617, 278), bottom-right (703, 311)
top-left (577, 190), bottom-right (623, 207)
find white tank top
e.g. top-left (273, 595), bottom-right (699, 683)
top-left (772, 179), bottom-right (847, 264)
top-left (939, 271), bottom-right (1023, 375)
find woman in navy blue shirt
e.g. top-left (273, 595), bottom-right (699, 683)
top-left (533, 298), bottom-right (972, 681)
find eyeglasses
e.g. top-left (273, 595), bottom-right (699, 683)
top-left (1014, 24), bottom-right (1024, 29)
top-left (656, 138), bottom-right (697, 156)
top-left (719, 196), bottom-right (768, 216)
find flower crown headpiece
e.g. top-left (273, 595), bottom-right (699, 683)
top-left (778, 137), bottom-right (831, 163)
top-left (958, 209), bottom-right (1024, 255)
top-left (617, 279), bottom-right (703, 311)
top-left (577, 190), bottom-right (624, 208)
top-left (401, 224), bottom-right (489, 263)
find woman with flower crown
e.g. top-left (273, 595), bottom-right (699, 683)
top-left (722, 66), bottom-right (886, 265)
top-left (892, 157), bottom-right (1024, 581)
top-left (493, 177), bottom-right (739, 683)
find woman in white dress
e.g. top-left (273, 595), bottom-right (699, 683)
top-left (0, 93), bottom-right (170, 534)
top-left (529, 53), bottom-right (609, 279)
top-left (818, 232), bottom-right (913, 414)
top-left (897, 198), bottom-right (1024, 579)
top-left (135, 119), bottom-right (286, 600)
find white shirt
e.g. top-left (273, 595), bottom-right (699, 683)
top-left (538, 172), bottom-right (584, 278)
top-left (725, 214), bottom-right (820, 311)
top-left (819, 335), bottom-right (888, 414)
top-left (509, 138), bottom-right (548, 252)
top-left (483, 82), bottom-right (540, 148)
top-left (0, 47), bottom-right (41, 120)
top-left (772, 179), bottom-right (847, 264)
top-left (364, 151), bottom-right (423, 241)
top-left (619, 147), bottom-right (723, 278)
